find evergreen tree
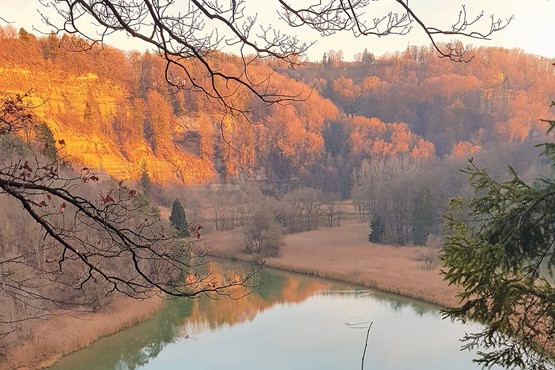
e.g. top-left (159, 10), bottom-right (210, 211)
top-left (138, 159), bottom-right (151, 198)
top-left (42, 32), bottom-right (60, 62)
top-left (443, 139), bottom-right (555, 369)
top-left (413, 186), bottom-right (434, 245)
top-left (35, 122), bottom-right (57, 161)
top-left (361, 48), bottom-right (375, 64)
top-left (169, 199), bottom-right (189, 237)
top-left (369, 216), bottom-right (385, 243)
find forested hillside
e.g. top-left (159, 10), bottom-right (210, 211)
top-left (285, 46), bottom-right (554, 156)
top-left (278, 46), bottom-right (555, 244)
top-left (0, 26), bottom-right (437, 190)
top-left (0, 26), bottom-right (339, 184)
top-left (2, 27), bottom-right (552, 200)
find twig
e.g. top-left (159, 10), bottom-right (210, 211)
top-left (361, 321), bottom-right (373, 370)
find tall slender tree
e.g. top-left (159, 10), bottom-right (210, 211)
top-left (169, 199), bottom-right (190, 237)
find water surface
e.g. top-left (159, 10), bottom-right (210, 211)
top-left (49, 263), bottom-right (502, 370)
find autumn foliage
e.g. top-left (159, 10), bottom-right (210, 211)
top-left (0, 28), bottom-right (553, 196)
top-left (288, 46), bottom-right (554, 158)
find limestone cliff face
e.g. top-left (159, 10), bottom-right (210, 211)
top-left (1, 67), bottom-right (217, 184)
top-left (0, 32), bottom-right (341, 186)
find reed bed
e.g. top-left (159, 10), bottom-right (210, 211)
top-left (204, 220), bottom-right (459, 308)
top-left (2, 296), bottom-right (163, 370)
top-left (5, 219), bottom-right (458, 370)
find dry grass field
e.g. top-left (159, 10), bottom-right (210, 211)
top-left (4, 206), bottom-right (459, 370)
top-left (202, 219), bottom-right (460, 308)
top-left (2, 296), bottom-right (163, 370)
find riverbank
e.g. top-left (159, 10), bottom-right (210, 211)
top-left (4, 219), bottom-right (458, 370)
top-left (202, 220), bottom-right (460, 308)
top-left (1, 295), bottom-right (163, 370)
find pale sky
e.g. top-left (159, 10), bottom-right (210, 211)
top-left (0, 0), bottom-right (553, 61)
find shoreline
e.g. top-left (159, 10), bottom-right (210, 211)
top-left (4, 219), bottom-right (458, 369)
top-left (202, 220), bottom-right (460, 308)
top-left (1, 295), bottom-right (164, 370)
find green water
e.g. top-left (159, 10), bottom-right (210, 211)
top-left (48, 264), bottom-right (502, 370)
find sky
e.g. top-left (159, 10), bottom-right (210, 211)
top-left (0, 0), bottom-right (554, 61)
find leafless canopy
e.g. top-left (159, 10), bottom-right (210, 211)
top-left (38, 0), bottom-right (512, 114)
top-left (279, 1), bottom-right (512, 62)
top-left (0, 0), bottom-right (512, 348)
top-left (0, 94), bottom-right (257, 344)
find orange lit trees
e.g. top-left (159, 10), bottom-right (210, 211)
top-left (144, 89), bottom-right (174, 154)
top-left (349, 116), bottom-right (435, 160)
top-left (262, 104), bottom-right (319, 179)
top-left (38, 0), bottom-right (511, 119)
top-left (0, 93), bottom-right (257, 345)
top-left (254, 73), bottom-right (338, 182)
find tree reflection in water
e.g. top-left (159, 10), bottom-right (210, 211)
top-left (49, 262), bottom-right (475, 370)
top-left (48, 262), bottom-right (338, 370)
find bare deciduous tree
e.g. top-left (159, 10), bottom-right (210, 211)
top-left (279, 1), bottom-right (512, 63)
top-left (0, 0), bottom-right (512, 352)
top-left (242, 203), bottom-right (284, 257)
top-left (0, 94), bottom-right (257, 346)
top-left (420, 234), bottom-right (442, 270)
top-left (38, 0), bottom-right (511, 117)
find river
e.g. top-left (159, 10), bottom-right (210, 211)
top-left (48, 262), bottom-right (503, 370)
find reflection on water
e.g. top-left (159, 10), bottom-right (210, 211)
top-left (48, 262), bottom-right (502, 370)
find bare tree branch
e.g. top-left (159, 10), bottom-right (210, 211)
top-left (0, 93), bottom-right (260, 345)
top-left (36, 0), bottom-right (512, 118)
top-left (278, 0), bottom-right (513, 62)
top-left (38, 0), bottom-right (312, 118)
